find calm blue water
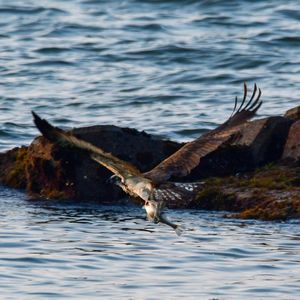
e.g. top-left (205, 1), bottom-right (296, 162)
top-left (1, 0), bottom-right (300, 299)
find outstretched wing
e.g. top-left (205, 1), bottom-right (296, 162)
top-left (144, 83), bottom-right (262, 183)
top-left (144, 132), bottom-right (236, 182)
top-left (32, 112), bottom-right (141, 180)
top-left (214, 82), bottom-right (262, 133)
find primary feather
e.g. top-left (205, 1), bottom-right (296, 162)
top-left (144, 83), bottom-right (262, 183)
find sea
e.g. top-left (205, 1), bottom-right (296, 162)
top-left (0, 0), bottom-right (300, 299)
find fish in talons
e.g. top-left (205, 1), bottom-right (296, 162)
top-left (143, 201), bottom-right (185, 236)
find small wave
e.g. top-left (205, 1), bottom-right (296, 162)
top-left (0, 6), bottom-right (67, 15)
top-left (278, 9), bottom-right (300, 21)
top-left (272, 36), bottom-right (300, 46)
top-left (23, 60), bottom-right (75, 67)
top-left (0, 6), bottom-right (45, 14)
top-left (174, 128), bottom-right (211, 138)
top-left (124, 23), bottom-right (165, 32)
top-left (34, 47), bottom-right (71, 54)
top-left (0, 129), bottom-right (15, 138)
top-left (132, 0), bottom-right (200, 4)
top-left (230, 59), bottom-right (270, 70)
top-left (126, 45), bottom-right (201, 57)
top-left (44, 23), bottom-right (103, 37)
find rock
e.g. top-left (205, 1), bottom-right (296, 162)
top-left (0, 146), bottom-right (28, 189)
top-left (0, 125), bottom-right (181, 202)
top-left (185, 116), bottom-right (292, 180)
top-left (282, 120), bottom-right (300, 161)
top-left (189, 164), bottom-right (300, 220)
top-left (239, 116), bottom-right (293, 165)
top-left (0, 108), bottom-right (299, 221)
top-left (284, 106), bottom-right (300, 121)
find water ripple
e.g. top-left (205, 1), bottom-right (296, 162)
top-left (1, 0), bottom-right (300, 152)
top-left (2, 191), bottom-right (298, 299)
top-left (1, 1), bottom-right (300, 297)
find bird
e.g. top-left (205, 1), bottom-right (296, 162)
top-left (32, 83), bottom-right (262, 235)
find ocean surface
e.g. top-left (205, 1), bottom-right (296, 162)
top-left (1, 0), bottom-right (300, 299)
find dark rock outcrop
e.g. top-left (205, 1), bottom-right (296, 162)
top-left (284, 106), bottom-right (300, 121)
top-left (0, 106), bottom-right (300, 221)
top-left (185, 116), bottom-right (292, 180)
top-left (282, 120), bottom-right (300, 161)
top-left (0, 125), bottom-right (181, 202)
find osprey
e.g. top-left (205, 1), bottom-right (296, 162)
top-left (32, 83), bottom-right (262, 235)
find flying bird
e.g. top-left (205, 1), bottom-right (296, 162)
top-left (32, 83), bottom-right (262, 235)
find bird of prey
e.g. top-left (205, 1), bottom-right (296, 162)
top-left (32, 83), bottom-right (262, 235)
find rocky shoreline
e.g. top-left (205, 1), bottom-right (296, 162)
top-left (0, 106), bottom-right (299, 220)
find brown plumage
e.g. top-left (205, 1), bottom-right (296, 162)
top-left (32, 83), bottom-right (262, 233)
top-left (143, 83), bottom-right (262, 183)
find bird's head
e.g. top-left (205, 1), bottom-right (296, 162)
top-left (142, 200), bottom-right (157, 211)
top-left (142, 201), bottom-right (160, 222)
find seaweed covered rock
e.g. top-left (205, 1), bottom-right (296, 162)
top-left (189, 164), bottom-right (300, 220)
top-left (0, 146), bottom-right (28, 189)
top-left (0, 125), bottom-right (181, 202)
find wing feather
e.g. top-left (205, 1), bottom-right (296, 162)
top-left (215, 83), bottom-right (262, 132)
top-left (32, 111), bottom-right (141, 179)
top-left (144, 133), bottom-right (236, 182)
top-left (32, 83), bottom-right (261, 185)
top-left (144, 83), bottom-right (262, 183)
top-left (151, 181), bottom-right (204, 207)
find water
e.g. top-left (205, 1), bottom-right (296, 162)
top-left (1, 0), bottom-right (300, 150)
top-left (1, 0), bottom-right (300, 299)
top-left (0, 187), bottom-right (300, 299)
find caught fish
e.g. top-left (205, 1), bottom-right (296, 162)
top-left (143, 201), bottom-right (185, 236)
